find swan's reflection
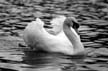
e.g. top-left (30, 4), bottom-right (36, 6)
top-left (22, 50), bottom-right (85, 71)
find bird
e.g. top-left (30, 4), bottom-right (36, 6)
top-left (23, 15), bottom-right (85, 56)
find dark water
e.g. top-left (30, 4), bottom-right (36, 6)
top-left (0, 48), bottom-right (85, 71)
top-left (0, 0), bottom-right (108, 71)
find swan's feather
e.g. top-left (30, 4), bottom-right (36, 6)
top-left (23, 16), bottom-right (84, 55)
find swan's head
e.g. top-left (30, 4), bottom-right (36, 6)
top-left (64, 17), bottom-right (80, 38)
top-left (64, 17), bottom-right (79, 29)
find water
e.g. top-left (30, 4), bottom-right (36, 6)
top-left (0, 20), bottom-right (108, 71)
top-left (0, 0), bottom-right (108, 71)
top-left (0, 48), bottom-right (85, 71)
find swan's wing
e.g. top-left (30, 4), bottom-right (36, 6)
top-left (23, 18), bottom-right (46, 48)
top-left (44, 18), bottom-right (60, 35)
top-left (45, 16), bottom-right (66, 35)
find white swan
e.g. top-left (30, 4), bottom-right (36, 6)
top-left (23, 15), bottom-right (85, 55)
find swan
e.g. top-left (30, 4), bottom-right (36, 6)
top-left (23, 15), bottom-right (85, 55)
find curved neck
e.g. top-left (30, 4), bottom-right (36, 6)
top-left (63, 23), bottom-right (84, 54)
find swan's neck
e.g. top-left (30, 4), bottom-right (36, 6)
top-left (63, 24), bottom-right (84, 54)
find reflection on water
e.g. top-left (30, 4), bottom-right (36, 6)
top-left (23, 51), bottom-right (85, 71)
top-left (0, 50), bottom-right (85, 71)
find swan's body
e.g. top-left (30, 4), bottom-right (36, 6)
top-left (23, 16), bottom-right (85, 55)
